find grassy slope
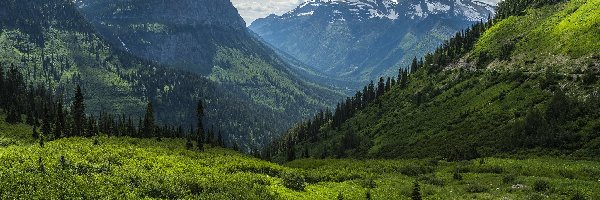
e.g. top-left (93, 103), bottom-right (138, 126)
top-left (1, 119), bottom-right (599, 199)
top-left (281, 0), bottom-right (600, 160)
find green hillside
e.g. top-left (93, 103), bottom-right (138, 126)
top-left (0, 0), bottom-right (340, 150)
top-left (269, 0), bottom-right (600, 160)
top-left (1, 120), bottom-right (598, 199)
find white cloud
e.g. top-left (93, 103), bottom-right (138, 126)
top-left (231, 0), bottom-right (305, 25)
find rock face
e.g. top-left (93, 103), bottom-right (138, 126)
top-left (250, 0), bottom-right (495, 86)
top-left (75, 0), bottom-right (247, 74)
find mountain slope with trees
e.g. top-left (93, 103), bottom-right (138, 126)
top-left (250, 0), bottom-right (496, 87)
top-left (0, 0), bottom-right (337, 150)
top-left (267, 0), bottom-right (600, 161)
top-left (74, 0), bottom-right (343, 115)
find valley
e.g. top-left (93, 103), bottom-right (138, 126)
top-left (0, 0), bottom-right (599, 199)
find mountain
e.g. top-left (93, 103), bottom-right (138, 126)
top-left (267, 0), bottom-right (600, 161)
top-left (250, 0), bottom-right (496, 86)
top-left (0, 0), bottom-right (338, 150)
top-left (74, 0), bottom-right (343, 115)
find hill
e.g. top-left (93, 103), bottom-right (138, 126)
top-left (268, 0), bottom-right (600, 160)
top-left (250, 0), bottom-right (495, 87)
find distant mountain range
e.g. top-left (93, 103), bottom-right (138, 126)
top-left (250, 0), bottom-right (496, 86)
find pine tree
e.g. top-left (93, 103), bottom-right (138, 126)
top-left (196, 100), bottom-right (205, 146)
top-left (32, 125), bottom-right (39, 139)
top-left (0, 63), bottom-right (4, 108)
top-left (71, 85), bottom-right (85, 136)
top-left (217, 131), bottom-right (224, 147)
top-left (142, 102), bottom-right (155, 138)
top-left (54, 100), bottom-right (66, 139)
top-left (207, 126), bottom-right (215, 146)
top-left (41, 107), bottom-right (52, 140)
top-left (377, 77), bottom-right (385, 98)
top-left (412, 182), bottom-right (422, 200)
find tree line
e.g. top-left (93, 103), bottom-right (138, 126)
top-left (0, 63), bottom-right (226, 150)
top-left (262, 0), bottom-right (575, 161)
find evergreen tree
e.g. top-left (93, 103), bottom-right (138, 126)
top-left (32, 125), bottom-right (39, 139)
top-left (41, 107), bottom-right (52, 139)
top-left (412, 182), bottom-right (422, 200)
top-left (207, 125), bottom-right (215, 146)
top-left (410, 57), bottom-right (419, 73)
top-left (377, 77), bottom-right (385, 98)
top-left (0, 63), bottom-right (4, 108)
top-left (54, 100), bottom-right (66, 139)
top-left (196, 100), bottom-right (205, 145)
top-left (217, 131), bottom-right (225, 147)
top-left (286, 146), bottom-right (296, 162)
top-left (142, 102), bottom-right (155, 138)
top-left (71, 85), bottom-right (85, 136)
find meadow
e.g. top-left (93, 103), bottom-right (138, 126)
top-left (0, 126), bottom-right (598, 199)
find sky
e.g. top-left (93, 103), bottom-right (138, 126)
top-left (230, 0), bottom-right (305, 25)
top-left (231, 0), bottom-right (502, 26)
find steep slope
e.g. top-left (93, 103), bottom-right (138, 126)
top-left (269, 0), bottom-right (600, 161)
top-left (250, 0), bottom-right (495, 86)
top-left (74, 0), bottom-right (343, 115)
top-left (0, 0), bottom-right (329, 150)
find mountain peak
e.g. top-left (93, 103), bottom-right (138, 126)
top-left (265, 0), bottom-right (495, 24)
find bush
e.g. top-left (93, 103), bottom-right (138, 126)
top-left (412, 182), bottom-right (422, 200)
top-left (418, 175), bottom-right (445, 186)
top-left (571, 192), bottom-right (587, 200)
top-left (465, 183), bottom-right (488, 193)
top-left (453, 172), bottom-right (463, 181)
top-left (282, 172), bottom-right (306, 191)
top-left (400, 165), bottom-right (434, 177)
top-left (474, 165), bottom-right (504, 174)
top-left (533, 180), bottom-right (550, 192)
top-left (503, 174), bottom-right (516, 184)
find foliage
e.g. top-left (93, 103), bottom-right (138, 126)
top-left (533, 179), bottom-right (551, 192)
top-left (282, 171), bottom-right (306, 191)
top-left (269, 0), bottom-right (600, 161)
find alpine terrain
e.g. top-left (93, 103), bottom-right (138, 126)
top-left (251, 0), bottom-right (495, 86)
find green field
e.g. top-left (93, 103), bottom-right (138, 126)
top-left (0, 120), bottom-right (598, 199)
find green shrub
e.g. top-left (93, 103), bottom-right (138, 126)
top-left (399, 165), bottom-right (434, 177)
top-left (418, 175), bottom-right (445, 186)
top-left (571, 192), bottom-right (587, 200)
top-left (465, 183), bottom-right (488, 193)
top-left (282, 172), bottom-right (306, 191)
top-left (503, 174), bottom-right (516, 184)
top-left (533, 179), bottom-right (550, 192)
top-left (474, 165), bottom-right (504, 174)
top-left (412, 182), bottom-right (422, 200)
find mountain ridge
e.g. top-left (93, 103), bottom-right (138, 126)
top-left (250, 0), bottom-right (496, 86)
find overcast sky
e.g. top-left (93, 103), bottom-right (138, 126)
top-left (231, 0), bottom-right (501, 26)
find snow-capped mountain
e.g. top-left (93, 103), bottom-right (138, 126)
top-left (250, 0), bottom-right (496, 85)
top-left (284, 0), bottom-right (493, 22)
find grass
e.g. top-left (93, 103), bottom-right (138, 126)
top-left (0, 118), bottom-right (599, 199)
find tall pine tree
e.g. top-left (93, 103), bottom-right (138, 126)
top-left (196, 100), bottom-right (205, 147)
top-left (142, 102), bottom-right (155, 138)
top-left (71, 85), bottom-right (85, 136)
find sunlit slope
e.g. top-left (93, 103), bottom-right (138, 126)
top-left (273, 0), bottom-right (600, 160)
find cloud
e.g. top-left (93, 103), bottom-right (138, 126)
top-left (231, 0), bottom-right (304, 25)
